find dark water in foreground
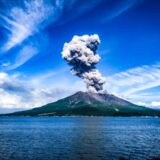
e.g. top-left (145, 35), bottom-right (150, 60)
top-left (0, 117), bottom-right (160, 160)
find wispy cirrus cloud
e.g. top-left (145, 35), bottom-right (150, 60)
top-left (1, 0), bottom-right (105, 52)
top-left (126, 92), bottom-right (160, 108)
top-left (0, 0), bottom-right (146, 70)
top-left (0, 0), bottom-right (63, 51)
top-left (105, 63), bottom-right (160, 107)
top-left (103, 0), bottom-right (145, 22)
top-left (0, 31), bottom-right (50, 70)
top-left (4, 45), bottom-right (38, 70)
top-left (54, 0), bottom-right (145, 27)
top-left (106, 63), bottom-right (160, 95)
top-left (0, 0), bottom-right (65, 70)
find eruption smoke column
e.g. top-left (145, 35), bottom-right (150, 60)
top-left (61, 34), bottom-right (106, 93)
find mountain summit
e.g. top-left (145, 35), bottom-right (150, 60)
top-left (4, 91), bottom-right (160, 116)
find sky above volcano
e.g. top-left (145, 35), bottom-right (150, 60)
top-left (0, 0), bottom-right (160, 113)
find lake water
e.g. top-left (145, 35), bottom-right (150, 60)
top-left (0, 117), bottom-right (160, 160)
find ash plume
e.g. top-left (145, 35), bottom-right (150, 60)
top-left (61, 34), bottom-right (106, 93)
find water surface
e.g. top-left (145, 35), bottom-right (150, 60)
top-left (0, 117), bottom-right (160, 160)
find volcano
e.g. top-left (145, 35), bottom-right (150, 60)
top-left (4, 91), bottom-right (160, 116)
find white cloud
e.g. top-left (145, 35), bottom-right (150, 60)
top-left (105, 63), bottom-right (160, 107)
top-left (0, 72), bottom-right (8, 80)
top-left (0, 0), bottom-right (146, 71)
top-left (106, 63), bottom-right (160, 96)
top-left (136, 101), bottom-right (160, 109)
top-left (0, 89), bottom-right (22, 108)
top-left (103, 0), bottom-right (145, 22)
top-left (1, 62), bottom-right (160, 112)
top-left (0, 71), bottom-right (77, 112)
top-left (151, 101), bottom-right (160, 108)
top-left (0, 0), bottom-right (143, 52)
top-left (5, 45), bottom-right (38, 70)
top-left (0, 0), bottom-right (63, 51)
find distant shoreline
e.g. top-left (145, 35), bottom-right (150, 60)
top-left (0, 115), bottom-right (159, 118)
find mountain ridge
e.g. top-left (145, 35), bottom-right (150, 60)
top-left (2, 91), bottom-right (160, 117)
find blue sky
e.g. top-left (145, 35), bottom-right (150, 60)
top-left (0, 0), bottom-right (160, 113)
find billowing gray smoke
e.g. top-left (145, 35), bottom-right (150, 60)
top-left (61, 34), bottom-right (106, 93)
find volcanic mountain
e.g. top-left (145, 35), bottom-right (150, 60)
top-left (4, 91), bottom-right (160, 116)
